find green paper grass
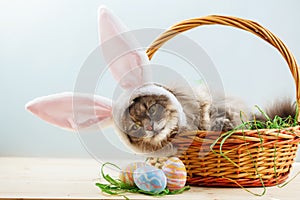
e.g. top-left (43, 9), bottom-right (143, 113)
top-left (241, 105), bottom-right (298, 130)
top-left (95, 162), bottom-right (190, 199)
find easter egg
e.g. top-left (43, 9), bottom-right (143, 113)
top-left (133, 166), bottom-right (167, 193)
top-left (162, 157), bottom-right (187, 191)
top-left (119, 162), bottom-right (147, 186)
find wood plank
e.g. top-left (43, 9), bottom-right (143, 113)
top-left (0, 157), bottom-right (299, 199)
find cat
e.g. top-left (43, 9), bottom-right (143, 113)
top-left (114, 83), bottom-right (296, 156)
top-left (25, 6), bottom-right (297, 157)
top-left (112, 82), bottom-right (251, 156)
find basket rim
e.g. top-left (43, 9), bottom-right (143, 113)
top-left (146, 15), bottom-right (300, 122)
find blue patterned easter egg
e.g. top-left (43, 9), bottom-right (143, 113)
top-left (133, 166), bottom-right (167, 193)
top-left (119, 162), bottom-right (147, 186)
top-left (162, 157), bottom-right (187, 191)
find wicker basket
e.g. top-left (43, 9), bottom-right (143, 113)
top-left (145, 15), bottom-right (300, 187)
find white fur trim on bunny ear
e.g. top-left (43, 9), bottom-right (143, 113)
top-left (25, 92), bottom-right (113, 131)
top-left (98, 6), bottom-right (150, 90)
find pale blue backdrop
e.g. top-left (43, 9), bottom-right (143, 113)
top-left (0, 0), bottom-right (299, 161)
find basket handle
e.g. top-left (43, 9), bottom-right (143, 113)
top-left (146, 15), bottom-right (300, 123)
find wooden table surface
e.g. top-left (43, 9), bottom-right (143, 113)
top-left (0, 157), bottom-right (299, 200)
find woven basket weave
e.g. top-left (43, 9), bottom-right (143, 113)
top-left (146, 15), bottom-right (300, 187)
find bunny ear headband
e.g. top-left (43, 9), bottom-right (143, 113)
top-left (25, 6), bottom-right (151, 131)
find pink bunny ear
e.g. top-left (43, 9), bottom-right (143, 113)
top-left (98, 6), bottom-right (150, 89)
top-left (25, 92), bottom-right (113, 131)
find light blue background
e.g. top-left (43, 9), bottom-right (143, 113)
top-left (0, 0), bottom-right (299, 160)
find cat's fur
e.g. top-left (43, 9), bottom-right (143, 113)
top-left (115, 83), bottom-right (251, 156)
top-left (116, 83), bottom-right (297, 156)
top-left (255, 99), bottom-right (297, 122)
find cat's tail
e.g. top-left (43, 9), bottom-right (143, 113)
top-left (255, 99), bottom-right (297, 122)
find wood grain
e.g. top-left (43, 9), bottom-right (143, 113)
top-left (0, 157), bottom-right (299, 199)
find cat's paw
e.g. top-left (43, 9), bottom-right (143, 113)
top-left (147, 143), bottom-right (177, 157)
top-left (146, 157), bottom-right (169, 169)
top-left (210, 118), bottom-right (234, 132)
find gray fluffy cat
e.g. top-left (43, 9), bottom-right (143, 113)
top-left (114, 82), bottom-right (296, 156)
top-left (113, 84), bottom-right (247, 155)
top-left (112, 83), bottom-right (249, 155)
top-left (25, 7), bottom-right (296, 157)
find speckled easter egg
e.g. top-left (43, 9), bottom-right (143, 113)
top-left (119, 162), bottom-right (147, 186)
top-left (133, 166), bottom-right (167, 193)
top-left (162, 157), bottom-right (187, 191)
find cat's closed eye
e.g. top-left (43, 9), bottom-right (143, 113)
top-left (148, 105), bottom-right (156, 116)
top-left (148, 104), bottom-right (165, 120)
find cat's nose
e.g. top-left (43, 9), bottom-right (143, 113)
top-left (145, 125), bottom-right (153, 131)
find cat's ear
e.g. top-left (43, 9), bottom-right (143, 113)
top-left (25, 92), bottom-right (113, 131)
top-left (98, 6), bottom-right (150, 90)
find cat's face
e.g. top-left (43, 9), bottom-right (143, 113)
top-left (120, 95), bottom-right (179, 153)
